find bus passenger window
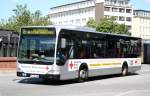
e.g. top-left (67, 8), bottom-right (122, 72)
top-left (78, 48), bottom-right (85, 59)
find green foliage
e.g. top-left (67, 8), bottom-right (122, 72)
top-left (86, 17), bottom-right (131, 35)
top-left (86, 19), bottom-right (97, 28)
top-left (0, 4), bottom-right (52, 33)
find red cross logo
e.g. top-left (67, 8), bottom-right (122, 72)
top-left (45, 66), bottom-right (49, 70)
top-left (69, 61), bottom-right (74, 69)
top-left (135, 60), bottom-right (139, 65)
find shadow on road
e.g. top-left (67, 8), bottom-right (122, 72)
top-left (17, 73), bottom-right (139, 86)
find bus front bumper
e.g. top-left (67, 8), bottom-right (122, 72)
top-left (17, 72), bottom-right (60, 80)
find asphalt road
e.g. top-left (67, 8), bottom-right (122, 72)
top-left (0, 64), bottom-right (150, 96)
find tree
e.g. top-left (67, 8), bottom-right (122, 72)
top-left (12, 5), bottom-right (32, 32)
top-left (86, 17), bottom-right (130, 35)
top-left (86, 19), bottom-right (97, 28)
top-left (31, 10), bottom-right (52, 26)
top-left (0, 4), bottom-right (52, 33)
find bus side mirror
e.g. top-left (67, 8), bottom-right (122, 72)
top-left (61, 38), bottom-right (66, 48)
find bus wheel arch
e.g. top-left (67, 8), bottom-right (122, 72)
top-left (78, 63), bottom-right (89, 82)
top-left (122, 62), bottom-right (128, 76)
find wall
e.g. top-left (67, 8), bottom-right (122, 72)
top-left (0, 57), bottom-right (16, 68)
top-left (132, 16), bottom-right (150, 39)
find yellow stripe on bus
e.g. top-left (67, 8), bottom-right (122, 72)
top-left (90, 62), bottom-right (121, 67)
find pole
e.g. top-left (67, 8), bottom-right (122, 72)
top-left (0, 38), bottom-right (2, 56)
top-left (7, 33), bottom-right (11, 57)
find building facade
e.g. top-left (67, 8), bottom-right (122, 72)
top-left (132, 10), bottom-right (150, 63)
top-left (0, 29), bottom-right (19, 57)
top-left (132, 10), bottom-right (150, 39)
top-left (104, 0), bottom-right (132, 31)
top-left (49, 0), bottom-right (133, 31)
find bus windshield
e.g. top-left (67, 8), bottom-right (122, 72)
top-left (18, 28), bottom-right (56, 65)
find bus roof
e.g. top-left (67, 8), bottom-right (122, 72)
top-left (22, 25), bottom-right (141, 39)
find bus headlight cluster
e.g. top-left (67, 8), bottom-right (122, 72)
top-left (17, 67), bottom-right (22, 72)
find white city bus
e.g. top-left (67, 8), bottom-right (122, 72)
top-left (17, 25), bottom-right (142, 82)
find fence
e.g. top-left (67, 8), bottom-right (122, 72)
top-left (0, 29), bottom-right (19, 69)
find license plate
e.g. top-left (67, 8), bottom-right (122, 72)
top-left (31, 74), bottom-right (39, 78)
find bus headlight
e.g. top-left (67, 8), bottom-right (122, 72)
top-left (17, 67), bottom-right (22, 72)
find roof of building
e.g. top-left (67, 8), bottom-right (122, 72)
top-left (134, 9), bottom-right (150, 13)
top-left (51, 0), bottom-right (92, 9)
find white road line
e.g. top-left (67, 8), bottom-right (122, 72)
top-left (115, 90), bottom-right (150, 96)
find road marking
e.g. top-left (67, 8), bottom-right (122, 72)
top-left (115, 90), bottom-right (150, 96)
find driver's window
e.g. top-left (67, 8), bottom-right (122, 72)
top-left (57, 39), bottom-right (74, 59)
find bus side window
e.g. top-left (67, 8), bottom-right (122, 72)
top-left (78, 48), bottom-right (85, 59)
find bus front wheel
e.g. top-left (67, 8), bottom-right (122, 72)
top-left (78, 68), bottom-right (88, 82)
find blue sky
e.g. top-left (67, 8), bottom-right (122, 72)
top-left (0, 0), bottom-right (150, 20)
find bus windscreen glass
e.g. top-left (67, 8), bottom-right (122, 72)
top-left (18, 28), bottom-right (56, 65)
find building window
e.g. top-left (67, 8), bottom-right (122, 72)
top-left (82, 18), bottom-right (86, 23)
top-left (112, 8), bottom-right (118, 12)
top-left (127, 26), bottom-right (132, 30)
top-left (114, 16), bottom-right (118, 20)
top-left (119, 16), bottom-right (125, 21)
top-left (89, 17), bottom-right (94, 20)
top-left (119, 8), bottom-right (125, 13)
top-left (105, 7), bottom-right (111, 11)
top-left (71, 20), bottom-right (74, 24)
top-left (104, 15), bottom-right (109, 18)
top-left (125, 1), bottom-right (129, 5)
top-left (126, 17), bottom-right (132, 21)
top-left (119, 1), bottom-right (124, 5)
top-left (105, 0), bottom-right (110, 4)
top-left (126, 9), bottom-right (131, 13)
top-left (76, 19), bottom-right (80, 24)
top-left (134, 12), bottom-right (136, 16)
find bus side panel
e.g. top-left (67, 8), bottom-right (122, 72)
top-left (60, 59), bottom-right (123, 79)
top-left (59, 60), bottom-right (78, 80)
top-left (59, 58), bottom-right (141, 80)
top-left (87, 58), bottom-right (123, 77)
top-left (59, 59), bottom-right (123, 80)
top-left (127, 58), bottom-right (141, 73)
top-left (88, 67), bottom-right (122, 77)
top-left (114, 58), bottom-right (141, 74)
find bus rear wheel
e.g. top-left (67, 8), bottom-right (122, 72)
top-left (122, 65), bottom-right (128, 76)
top-left (78, 68), bottom-right (88, 82)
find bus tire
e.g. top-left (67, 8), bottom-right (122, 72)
top-left (78, 65), bottom-right (88, 82)
top-left (121, 63), bottom-right (128, 76)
